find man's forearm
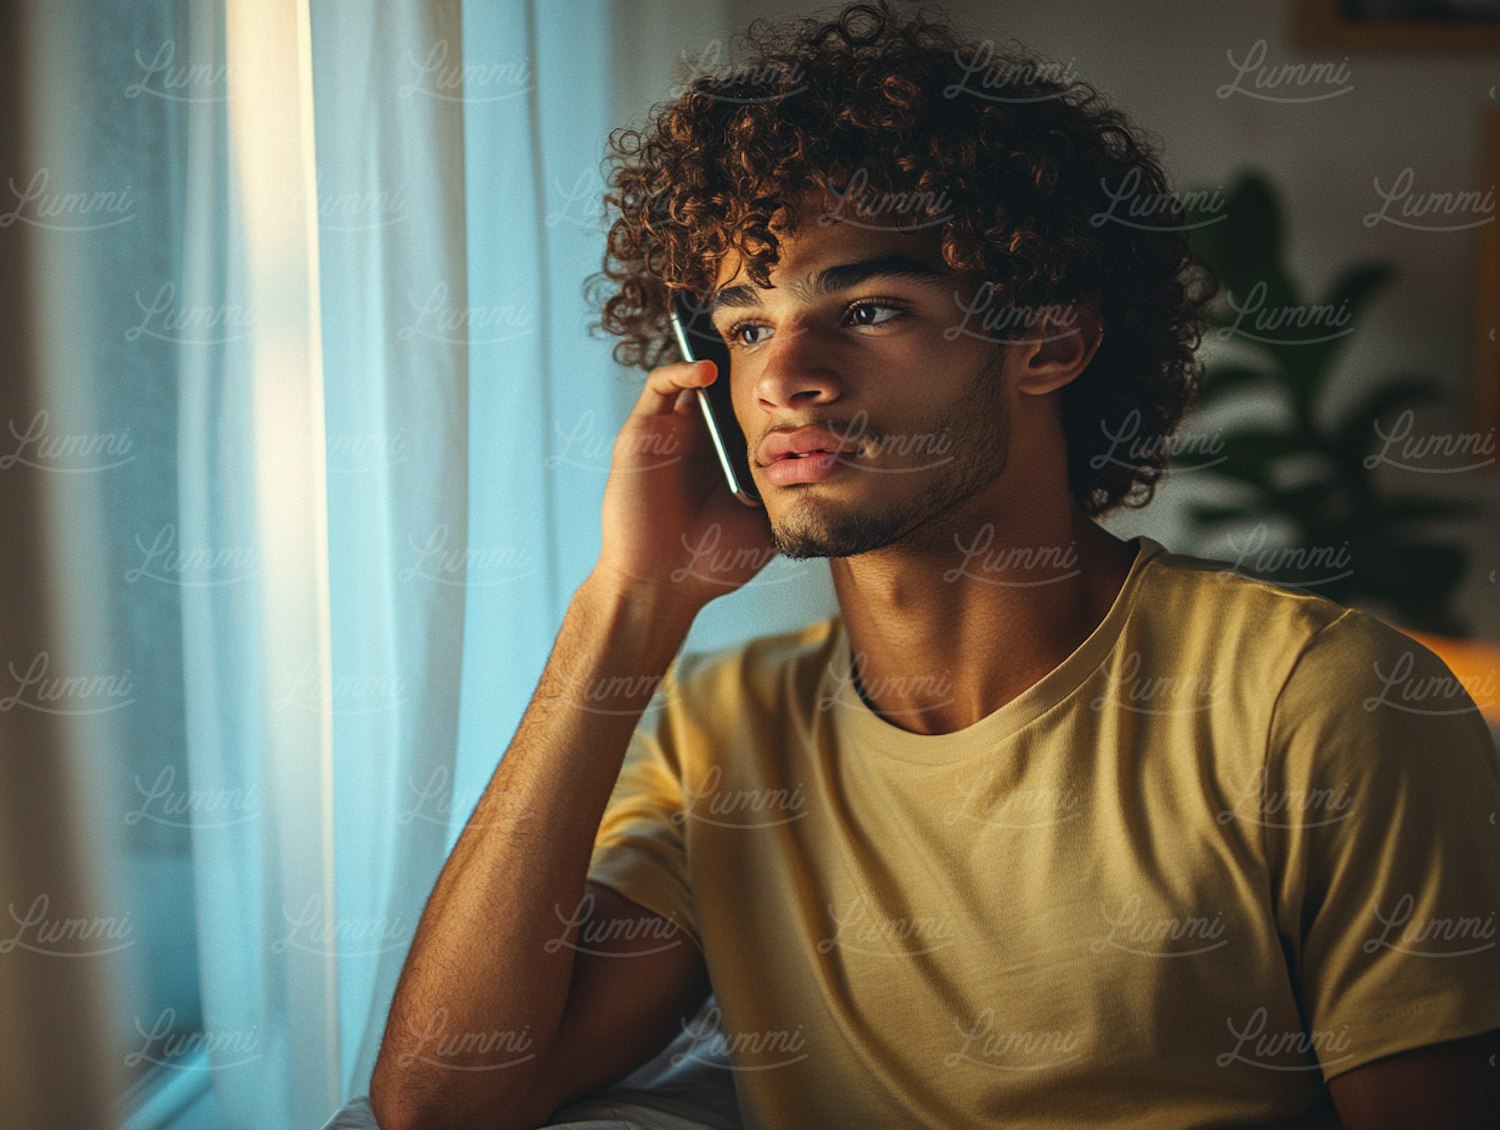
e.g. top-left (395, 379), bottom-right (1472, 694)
top-left (370, 572), bottom-right (697, 1126)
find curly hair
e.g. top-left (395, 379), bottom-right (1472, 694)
top-left (585, 0), bottom-right (1217, 517)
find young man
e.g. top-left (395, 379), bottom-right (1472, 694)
top-left (370, 3), bottom-right (1500, 1128)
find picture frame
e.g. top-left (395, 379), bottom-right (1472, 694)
top-left (1296, 0), bottom-right (1500, 50)
top-left (1477, 107), bottom-right (1500, 441)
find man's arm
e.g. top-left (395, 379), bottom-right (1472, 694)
top-left (525, 882), bottom-right (713, 1124)
top-left (368, 574), bottom-right (701, 1130)
top-left (1262, 612), bottom-right (1500, 1130)
top-left (368, 356), bottom-right (775, 1130)
top-left (1327, 1026), bottom-right (1500, 1130)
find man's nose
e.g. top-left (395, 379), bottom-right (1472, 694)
top-left (752, 321), bottom-right (844, 412)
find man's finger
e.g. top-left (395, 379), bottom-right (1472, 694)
top-left (631, 359), bottom-right (718, 418)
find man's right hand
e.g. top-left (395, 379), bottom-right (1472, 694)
top-left (594, 358), bottom-right (777, 610)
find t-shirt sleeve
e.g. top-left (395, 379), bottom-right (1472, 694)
top-left (1265, 607), bottom-right (1500, 1081)
top-left (586, 661), bottom-right (703, 954)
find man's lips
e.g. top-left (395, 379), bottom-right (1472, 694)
top-left (757, 425), bottom-right (862, 467)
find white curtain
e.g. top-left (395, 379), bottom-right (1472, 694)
top-left (176, 2), bottom-right (763, 1128)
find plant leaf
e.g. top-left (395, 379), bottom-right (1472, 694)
top-left (1220, 172), bottom-right (1284, 292)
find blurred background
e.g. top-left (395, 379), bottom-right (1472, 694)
top-left (1, 1), bottom-right (1496, 1128)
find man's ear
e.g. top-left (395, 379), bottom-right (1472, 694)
top-left (1011, 304), bottom-right (1104, 397)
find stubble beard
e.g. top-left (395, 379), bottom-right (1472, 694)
top-left (770, 347), bottom-right (1010, 559)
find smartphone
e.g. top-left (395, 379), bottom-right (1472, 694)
top-left (668, 292), bottom-right (762, 508)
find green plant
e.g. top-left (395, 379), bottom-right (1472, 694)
top-left (1176, 170), bottom-right (1477, 637)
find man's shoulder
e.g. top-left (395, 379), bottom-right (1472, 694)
top-left (1132, 537), bottom-right (1377, 661)
top-left (672, 615), bottom-right (844, 706)
top-left (1136, 539), bottom-right (1488, 738)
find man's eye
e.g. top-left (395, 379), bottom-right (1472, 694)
top-left (845, 300), bottom-right (907, 328)
top-left (721, 299), bottom-right (909, 348)
top-left (724, 321), bottom-right (770, 347)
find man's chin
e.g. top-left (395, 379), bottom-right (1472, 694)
top-left (772, 535), bottom-right (857, 560)
top-left (769, 507), bottom-right (908, 560)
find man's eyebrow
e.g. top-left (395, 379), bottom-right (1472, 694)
top-left (707, 254), bottom-right (955, 314)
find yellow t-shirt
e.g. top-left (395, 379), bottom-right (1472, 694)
top-left (587, 534), bottom-right (1500, 1129)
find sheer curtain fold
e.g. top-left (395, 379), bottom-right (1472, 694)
top-left (179, 0), bottom-right (345, 1124)
top-left (309, 0), bottom-right (471, 1093)
top-left (180, 0), bottom-right (471, 1125)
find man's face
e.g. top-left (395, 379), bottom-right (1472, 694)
top-left (709, 213), bottom-right (1013, 559)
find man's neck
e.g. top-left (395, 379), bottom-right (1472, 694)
top-left (828, 507), bottom-right (1139, 736)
